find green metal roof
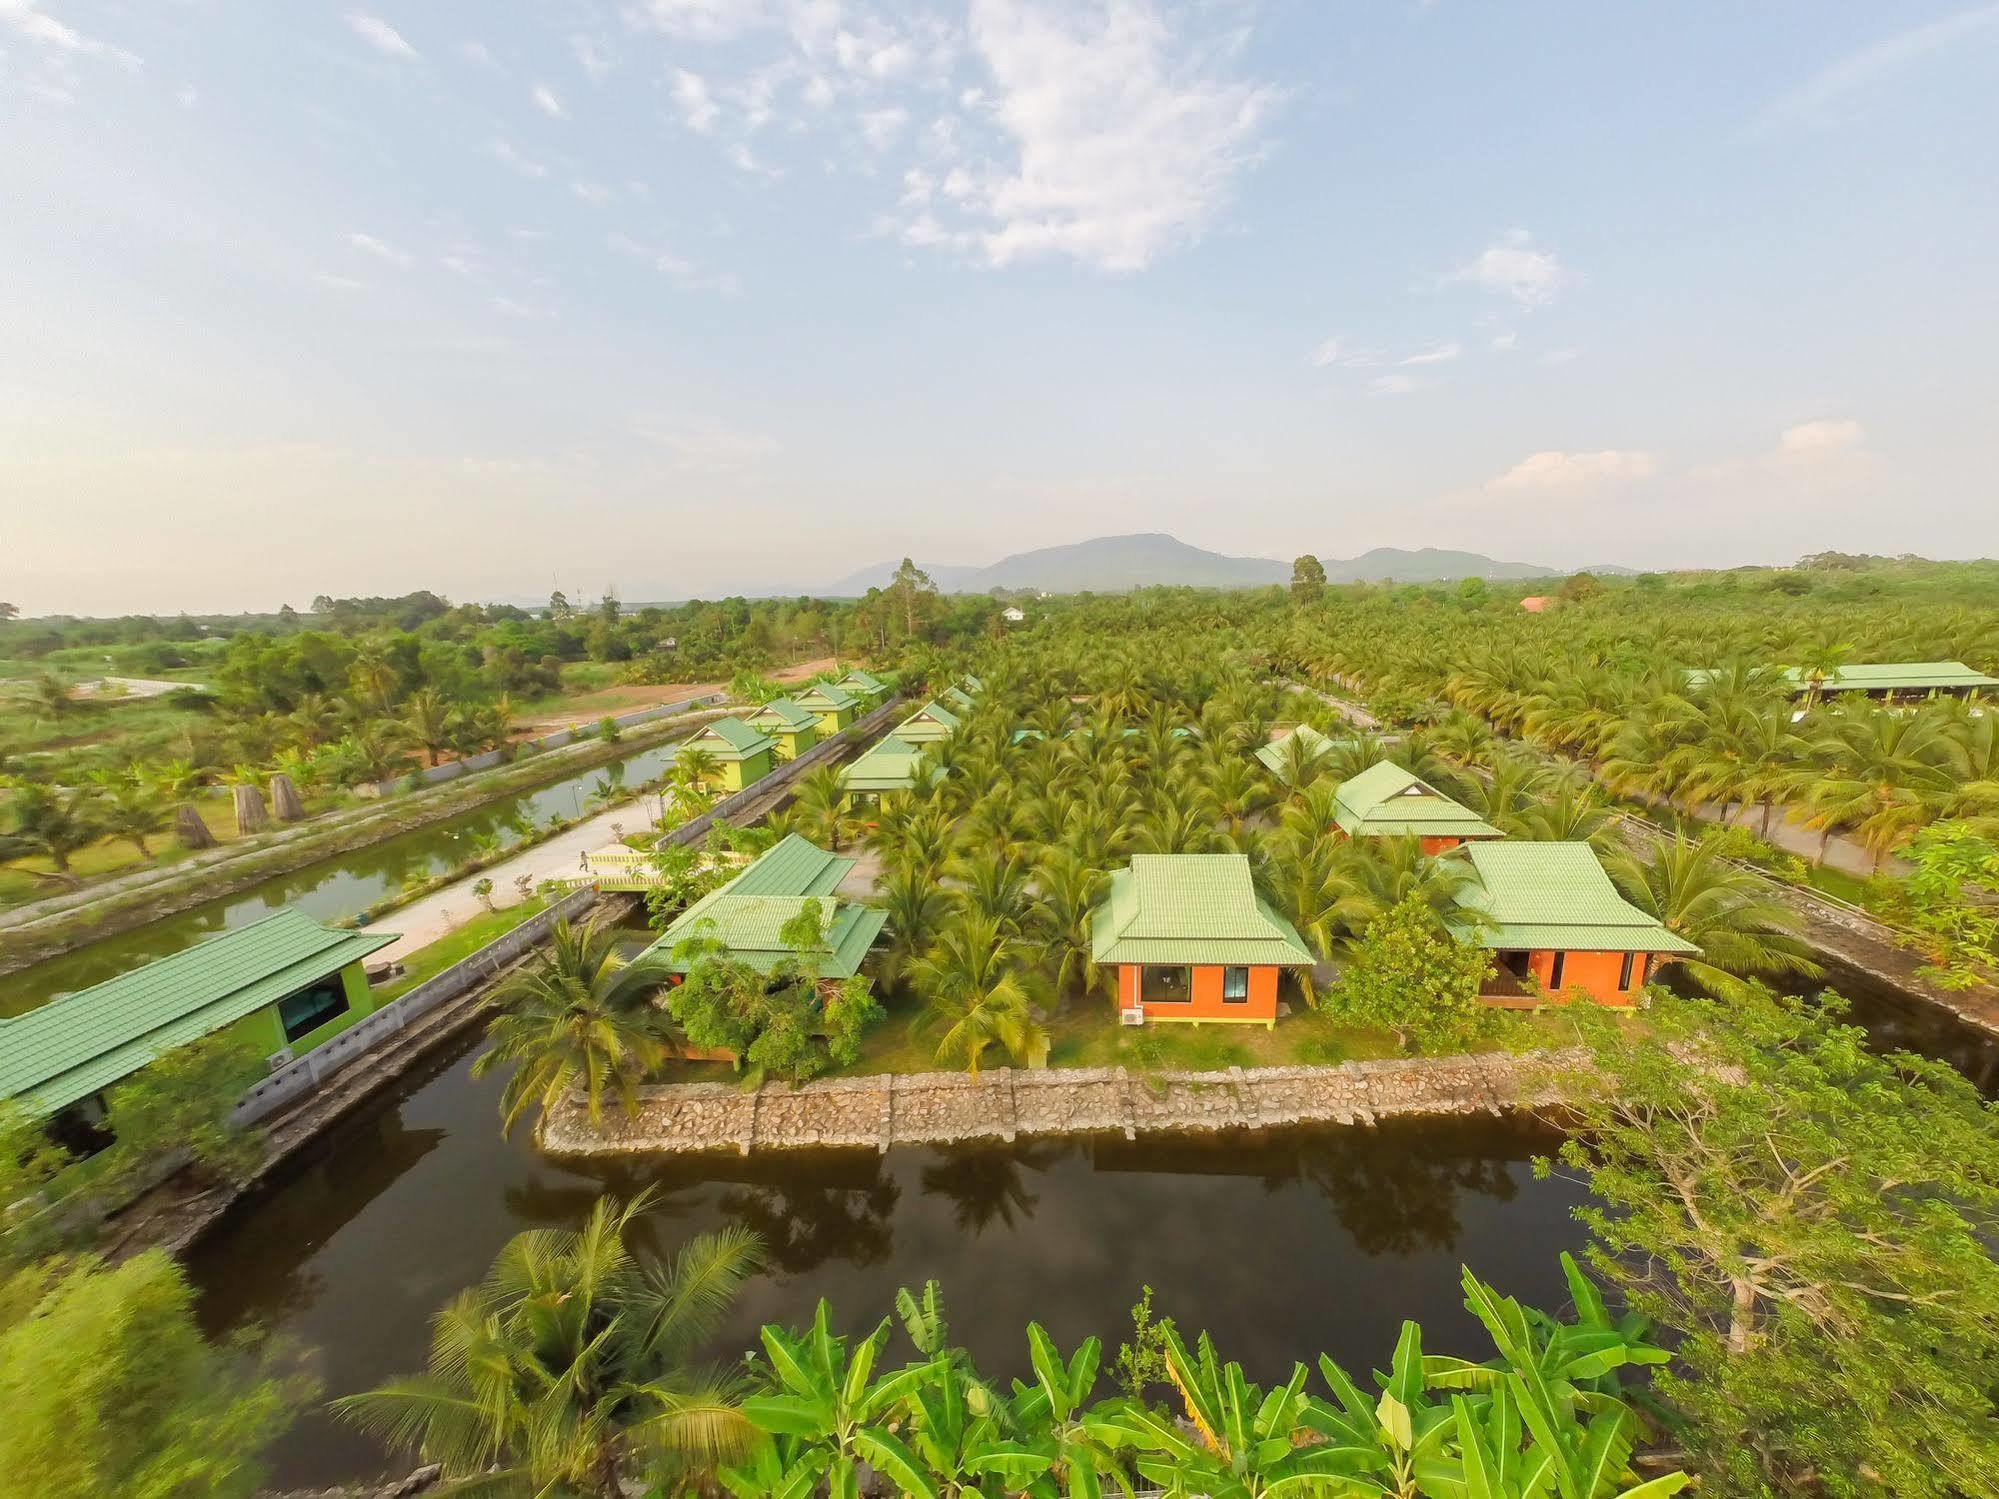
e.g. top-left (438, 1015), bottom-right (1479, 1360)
top-left (900, 700), bottom-right (962, 732)
top-left (796, 683), bottom-right (859, 712)
top-left (942, 685), bottom-right (977, 711)
top-left (690, 716), bottom-right (777, 759)
top-left (1448, 843), bottom-right (1699, 955)
top-left (1332, 761), bottom-right (1501, 840)
top-left (644, 835), bottom-right (884, 977)
top-left (958, 674), bottom-right (984, 694)
top-left (752, 698), bottom-right (820, 733)
top-left (1252, 724), bottom-right (1337, 773)
top-left (1090, 854), bottom-right (1315, 968)
top-left (1687, 661), bottom-right (1997, 693)
top-left (838, 668), bottom-right (886, 695)
top-left (0, 911), bottom-right (396, 1114)
top-left (838, 735), bottom-right (940, 791)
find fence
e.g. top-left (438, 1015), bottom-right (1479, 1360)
top-left (356, 692), bottom-right (724, 798)
top-left (231, 886), bottom-right (602, 1125)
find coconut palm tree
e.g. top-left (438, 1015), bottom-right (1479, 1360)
top-left (872, 866), bottom-right (948, 993)
top-left (1606, 836), bottom-right (1822, 1001)
top-left (1794, 709), bottom-right (1952, 869)
top-left (5, 781), bottom-right (100, 881)
top-left (335, 1194), bottom-right (764, 1496)
top-left (93, 775), bottom-right (169, 859)
top-left (473, 917), bottom-right (681, 1131)
top-left (1030, 849), bottom-right (1109, 1008)
top-left (909, 911), bottom-right (1050, 1075)
top-left (673, 745), bottom-right (722, 796)
top-left (402, 687), bottom-right (455, 767)
top-left (789, 765), bottom-right (851, 850)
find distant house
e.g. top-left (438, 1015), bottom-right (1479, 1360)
top-left (1331, 761), bottom-right (1501, 853)
top-left (643, 834), bottom-right (886, 980)
top-left (1253, 723), bottom-right (1338, 775)
top-left (941, 684), bottom-right (977, 712)
top-left (1090, 854), bottom-right (1315, 1028)
top-left (895, 700), bottom-right (962, 744)
top-left (795, 682), bottom-right (861, 735)
top-left (0, 911), bottom-right (396, 1124)
top-left (1519, 596), bottom-right (1552, 613)
top-left (1001, 606), bottom-right (1025, 623)
top-left (751, 698), bottom-right (821, 762)
top-left (680, 716), bottom-right (778, 793)
top-left (958, 674), bottom-right (985, 696)
top-left (835, 667), bottom-right (888, 705)
top-left (838, 734), bottom-right (940, 813)
top-left (1445, 842), bottom-right (1697, 1009)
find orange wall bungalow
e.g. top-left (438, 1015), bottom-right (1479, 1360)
top-left (1089, 854), bottom-right (1316, 1027)
top-left (1332, 761), bottom-right (1501, 854)
top-left (1445, 842), bottom-right (1698, 1009)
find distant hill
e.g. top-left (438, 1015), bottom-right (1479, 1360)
top-left (821, 534), bottom-right (1594, 596)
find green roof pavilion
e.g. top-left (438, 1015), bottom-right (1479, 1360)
top-left (1448, 842), bottom-right (1698, 956)
top-left (751, 698), bottom-right (821, 760)
top-left (0, 911), bottom-right (396, 1115)
top-left (643, 834), bottom-right (887, 978)
top-left (796, 682), bottom-right (861, 734)
top-left (1687, 661), bottom-right (1997, 695)
top-left (1090, 855), bottom-right (1314, 969)
top-left (896, 701), bottom-right (961, 743)
top-left (1332, 761), bottom-right (1501, 844)
top-left (1253, 723), bottom-right (1338, 774)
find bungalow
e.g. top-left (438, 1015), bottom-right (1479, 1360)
top-left (958, 674), bottom-right (985, 695)
top-left (796, 682), bottom-right (861, 735)
top-left (1688, 660), bottom-right (1998, 702)
top-left (836, 667), bottom-right (888, 705)
top-left (896, 700), bottom-right (962, 744)
top-left (1446, 842), bottom-right (1697, 1009)
top-left (1090, 854), bottom-right (1315, 1028)
top-left (751, 698), bottom-right (821, 761)
top-left (1331, 761), bottom-right (1501, 853)
top-left (838, 734), bottom-right (939, 813)
top-left (680, 716), bottom-right (778, 793)
top-left (941, 684), bottom-right (977, 712)
top-left (1001, 607), bottom-right (1025, 624)
top-left (0, 911), bottom-right (396, 1126)
top-left (1252, 723), bottom-right (1338, 775)
top-left (643, 834), bottom-right (886, 979)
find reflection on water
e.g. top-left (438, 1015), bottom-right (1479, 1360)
top-left (188, 1031), bottom-right (1583, 1490)
top-left (0, 742), bottom-right (680, 1014)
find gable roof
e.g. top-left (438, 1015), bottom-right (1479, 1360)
top-left (902, 700), bottom-right (962, 731)
top-left (1686, 661), bottom-right (1998, 694)
top-left (1449, 842), bottom-right (1699, 955)
top-left (1332, 761), bottom-right (1500, 840)
top-left (942, 685), bottom-right (977, 711)
top-left (1253, 723), bottom-right (1337, 774)
top-left (1090, 854), bottom-right (1314, 968)
top-left (838, 735), bottom-right (939, 792)
top-left (796, 682), bottom-right (859, 712)
top-left (837, 668), bottom-right (886, 695)
top-left (644, 834), bottom-right (885, 977)
top-left (0, 911), bottom-right (396, 1114)
top-left (752, 698), bottom-right (820, 733)
top-left (958, 674), bottom-right (984, 694)
top-left (688, 716), bottom-right (776, 759)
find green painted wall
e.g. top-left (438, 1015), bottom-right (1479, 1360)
top-left (230, 961), bottom-right (383, 1060)
top-left (812, 704), bottom-right (856, 734)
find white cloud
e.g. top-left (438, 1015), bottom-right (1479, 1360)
top-left (1540, 347), bottom-right (1579, 366)
top-left (728, 142), bottom-right (782, 177)
top-left (672, 68), bottom-right (720, 132)
top-left (347, 231), bottom-right (411, 267)
top-left (621, 0), bottom-right (766, 43)
top-left (1310, 336), bottom-right (1377, 369)
top-left (1778, 418), bottom-right (1866, 458)
top-left (900, 0), bottom-right (1278, 272)
top-left (312, 272), bottom-right (366, 293)
top-left (571, 180), bottom-right (614, 206)
top-left (459, 40), bottom-right (497, 68)
top-left (488, 137), bottom-right (548, 178)
top-left (1489, 330), bottom-right (1518, 352)
top-left (1490, 450), bottom-right (1658, 490)
top-left (345, 12), bottom-right (418, 61)
top-left (438, 253), bottom-right (475, 276)
top-left (1446, 229), bottom-right (1567, 307)
top-left (1401, 340), bottom-right (1462, 366)
top-left (571, 35), bottom-right (613, 80)
top-left (859, 105), bottom-right (909, 151)
top-left (175, 85), bottom-right (198, 108)
top-left (1765, 4), bottom-right (1999, 127)
top-left (531, 81), bottom-right (566, 118)
top-left (1368, 373), bottom-right (1426, 397)
top-left (0, 0), bottom-right (141, 68)
top-left (608, 232), bottom-right (741, 295)
top-left (631, 417), bottom-right (778, 471)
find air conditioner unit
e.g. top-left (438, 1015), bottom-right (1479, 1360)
top-left (266, 1048), bottom-right (295, 1071)
top-left (1119, 1007), bottom-right (1145, 1027)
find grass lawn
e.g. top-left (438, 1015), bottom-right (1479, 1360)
top-left (373, 896), bottom-right (552, 1002)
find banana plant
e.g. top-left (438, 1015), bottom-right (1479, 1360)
top-left (901, 1348), bottom-right (1054, 1496)
top-left (1103, 1325), bottom-right (1356, 1498)
top-left (729, 1299), bottom-right (945, 1499)
top-left (1303, 1321), bottom-right (1467, 1498)
top-left (1004, 1323), bottom-right (1132, 1499)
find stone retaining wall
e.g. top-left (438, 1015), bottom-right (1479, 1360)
top-left (538, 1051), bottom-right (1579, 1159)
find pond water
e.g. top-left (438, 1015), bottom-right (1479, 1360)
top-left (184, 952), bottom-right (1999, 1490)
top-left (0, 741), bottom-right (681, 1015)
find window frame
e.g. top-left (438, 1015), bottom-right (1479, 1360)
top-left (1618, 951), bottom-right (1636, 991)
top-left (277, 976), bottom-right (351, 1044)
top-left (1140, 965), bottom-right (1193, 1004)
top-left (1221, 965), bottom-right (1250, 1003)
top-left (1548, 951), bottom-right (1567, 992)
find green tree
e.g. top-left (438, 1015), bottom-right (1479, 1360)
top-left (1320, 893), bottom-right (1495, 1052)
top-left (472, 917), bottom-right (680, 1131)
top-left (6, 781), bottom-right (100, 881)
top-left (909, 912), bottom-right (1050, 1075)
top-left (887, 557), bottom-right (939, 638)
top-left (1547, 990), bottom-right (1999, 1498)
top-left (0, 1251), bottom-right (308, 1499)
top-left (1605, 836), bottom-right (1821, 1001)
top-left (791, 766), bottom-right (853, 850)
top-left (102, 1030), bottom-right (267, 1193)
top-left (1887, 821), bottom-right (1999, 988)
top-left (1290, 554), bottom-right (1328, 604)
top-left (336, 1196), bottom-right (764, 1495)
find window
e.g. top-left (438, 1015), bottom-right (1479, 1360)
top-left (1222, 966), bottom-right (1250, 1003)
top-left (1141, 966), bottom-right (1192, 1004)
top-left (278, 976), bottom-right (350, 1043)
top-left (1618, 952), bottom-right (1636, 991)
top-left (1548, 952), bottom-right (1567, 991)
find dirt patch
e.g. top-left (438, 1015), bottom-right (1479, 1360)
top-left (508, 658), bottom-right (836, 739)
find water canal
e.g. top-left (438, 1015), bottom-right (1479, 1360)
top-left (0, 740), bottom-right (682, 1015)
top-left (186, 955), bottom-right (1999, 1490)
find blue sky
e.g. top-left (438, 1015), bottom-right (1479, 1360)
top-left (3, 1), bottom-right (1996, 613)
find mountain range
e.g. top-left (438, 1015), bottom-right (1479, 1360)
top-left (821, 533), bottom-right (1623, 597)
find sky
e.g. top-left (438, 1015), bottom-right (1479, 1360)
top-left (3, 1), bottom-right (1997, 615)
